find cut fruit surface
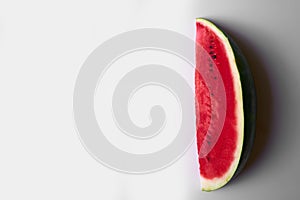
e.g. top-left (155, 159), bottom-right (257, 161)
top-left (195, 18), bottom-right (256, 191)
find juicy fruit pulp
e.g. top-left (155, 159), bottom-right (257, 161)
top-left (195, 18), bottom-right (246, 191)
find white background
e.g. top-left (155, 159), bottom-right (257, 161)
top-left (1, 0), bottom-right (300, 199)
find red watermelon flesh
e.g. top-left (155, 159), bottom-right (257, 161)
top-left (195, 19), bottom-right (245, 191)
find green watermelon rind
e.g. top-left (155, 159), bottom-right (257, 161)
top-left (227, 33), bottom-right (257, 180)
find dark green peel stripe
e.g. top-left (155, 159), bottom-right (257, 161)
top-left (227, 35), bottom-right (257, 179)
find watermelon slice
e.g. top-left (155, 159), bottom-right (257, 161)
top-left (195, 18), bottom-right (256, 191)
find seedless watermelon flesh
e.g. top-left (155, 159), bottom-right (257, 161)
top-left (195, 18), bottom-right (256, 191)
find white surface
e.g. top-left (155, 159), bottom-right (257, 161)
top-left (1, 0), bottom-right (300, 199)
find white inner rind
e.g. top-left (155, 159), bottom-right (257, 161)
top-left (196, 18), bottom-right (244, 191)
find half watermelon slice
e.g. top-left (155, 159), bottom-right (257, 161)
top-left (195, 18), bottom-right (256, 191)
